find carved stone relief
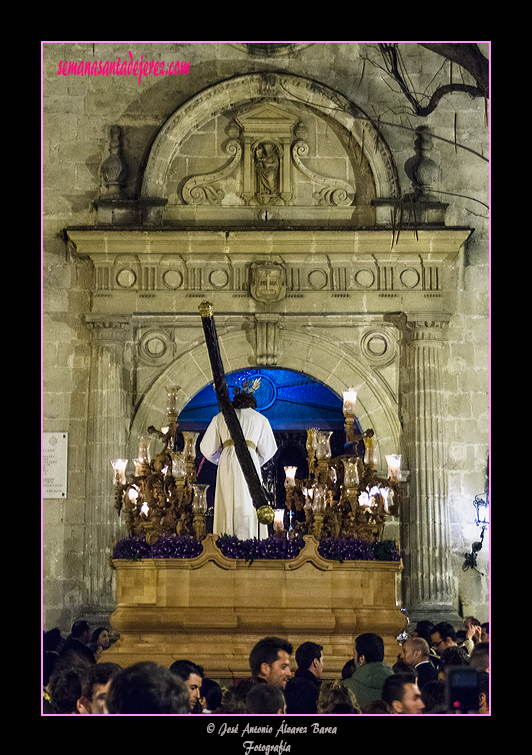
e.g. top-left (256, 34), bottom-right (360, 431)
top-left (176, 103), bottom-right (357, 209)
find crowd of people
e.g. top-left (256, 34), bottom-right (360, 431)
top-left (42, 616), bottom-right (489, 715)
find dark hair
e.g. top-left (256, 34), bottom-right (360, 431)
top-left (71, 620), bottom-right (90, 639)
top-left (107, 662), bottom-right (189, 714)
top-left (169, 659), bottom-right (204, 681)
top-left (232, 392), bottom-right (257, 409)
top-left (90, 627), bottom-right (108, 644)
top-left (295, 642), bottom-right (323, 671)
top-left (421, 679), bottom-right (446, 713)
top-left (246, 683), bottom-right (285, 714)
top-left (382, 672), bottom-right (417, 706)
top-left (355, 633), bottom-right (385, 664)
top-left (200, 678), bottom-right (223, 711)
top-left (48, 668), bottom-right (88, 714)
top-left (439, 645), bottom-right (469, 669)
top-left (478, 671), bottom-right (489, 707)
top-left (249, 636), bottom-right (293, 677)
top-left (330, 702), bottom-right (357, 714)
top-left (43, 627), bottom-right (63, 652)
top-left (432, 622), bottom-right (456, 643)
top-left (364, 699), bottom-right (392, 714)
top-left (341, 658), bottom-right (356, 680)
top-left (393, 660), bottom-right (415, 675)
top-left (469, 642), bottom-right (489, 672)
top-left (82, 662), bottom-right (122, 699)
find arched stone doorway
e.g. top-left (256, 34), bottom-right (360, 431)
top-left (177, 365), bottom-right (364, 517)
top-left (129, 325), bottom-right (403, 529)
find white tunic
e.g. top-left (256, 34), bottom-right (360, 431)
top-left (199, 408), bottom-right (277, 540)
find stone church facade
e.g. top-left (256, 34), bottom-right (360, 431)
top-left (42, 43), bottom-right (489, 633)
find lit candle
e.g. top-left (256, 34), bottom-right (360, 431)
top-left (111, 459), bottom-right (128, 486)
top-left (312, 484), bottom-right (328, 514)
top-left (274, 509), bottom-right (285, 531)
top-left (342, 459), bottom-right (359, 488)
top-left (284, 466), bottom-right (297, 487)
top-left (342, 388), bottom-right (357, 417)
top-left (192, 483), bottom-right (209, 514)
top-left (385, 454), bottom-right (402, 481)
top-left (364, 434), bottom-right (378, 467)
top-left (306, 428), bottom-right (318, 453)
top-left (137, 436), bottom-right (150, 463)
top-left (182, 431), bottom-right (199, 459)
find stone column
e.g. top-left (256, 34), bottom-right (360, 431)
top-left (83, 316), bottom-right (130, 623)
top-left (399, 314), bottom-right (459, 625)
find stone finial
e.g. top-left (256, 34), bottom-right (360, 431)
top-left (404, 126), bottom-right (439, 200)
top-left (100, 125), bottom-right (127, 198)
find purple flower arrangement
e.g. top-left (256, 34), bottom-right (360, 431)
top-left (216, 535), bottom-right (306, 562)
top-left (113, 534), bottom-right (400, 562)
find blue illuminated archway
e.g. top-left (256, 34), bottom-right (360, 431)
top-left (178, 367), bottom-right (346, 431)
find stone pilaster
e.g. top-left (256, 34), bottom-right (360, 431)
top-left (399, 314), bottom-right (459, 625)
top-left (83, 316), bottom-right (130, 621)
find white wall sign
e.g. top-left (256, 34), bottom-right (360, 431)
top-left (43, 433), bottom-right (68, 498)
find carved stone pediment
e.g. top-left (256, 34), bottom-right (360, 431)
top-left (177, 102), bottom-right (357, 210)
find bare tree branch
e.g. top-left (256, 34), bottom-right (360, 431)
top-left (378, 43), bottom-right (489, 117)
top-left (418, 43), bottom-right (489, 95)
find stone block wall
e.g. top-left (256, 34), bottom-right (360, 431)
top-left (42, 42), bottom-right (489, 633)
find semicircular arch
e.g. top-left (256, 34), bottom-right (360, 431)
top-left (140, 72), bottom-right (400, 202)
top-left (130, 327), bottom-right (402, 467)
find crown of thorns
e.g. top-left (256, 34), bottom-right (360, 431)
top-left (233, 378), bottom-right (261, 396)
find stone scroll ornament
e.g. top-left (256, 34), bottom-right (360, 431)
top-left (198, 301), bottom-right (274, 525)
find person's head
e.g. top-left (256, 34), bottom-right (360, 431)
top-left (421, 679), bottom-right (446, 714)
top-left (392, 660), bottom-right (415, 675)
top-left (414, 620), bottom-right (434, 635)
top-left (77, 662), bottom-right (122, 714)
top-left (478, 671), bottom-right (489, 714)
top-left (107, 662), bottom-right (189, 714)
top-left (48, 667), bottom-right (89, 714)
top-left (363, 698), bottom-right (392, 714)
top-left (341, 658), bottom-right (356, 680)
top-left (249, 636), bottom-right (293, 689)
top-left (402, 637), bottom-right (431, 667)
top-left (295, 642), bottom-right (324, 678)
top-left (199, 678), bottom-right (223, 712)
top-left (469, 642), bottom-right (489, 673)
top-left (462, 616), bottom-right (481, 631)
top-left (246, 683), bottom-right (286, 714)
top-left (382, 672), bottom-right (425, 714)
top-left (169, 660), bottom-right (204, 712)
top-left (43, 627), bottom-right (63, 653)
top-left (232, 391), bottom-right (257, 410)
top-left (90, 627), bottom-right (110, 650)
top-left (354, 633), bottom-right (385, 665)
top-left (317, 681), bottom-right (359, 714)
top-left (71, 620), bottom-right (91, 644)
top-left (431, 622), bottom-right (456, 653)
top-left (480, 622), bottom-right (489, 642)
top-left (437, 645), bottom-right (470, 678)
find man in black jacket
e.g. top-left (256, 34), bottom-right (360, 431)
top-left (284, 642), bottom-right (324, 714)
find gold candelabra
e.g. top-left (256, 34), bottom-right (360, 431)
top-left (112, 386), bottom-right (403, 546)
top-left (112, 386), bottom-right (207, 545)
top-left (280, 388), bottom-right (402, 542)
